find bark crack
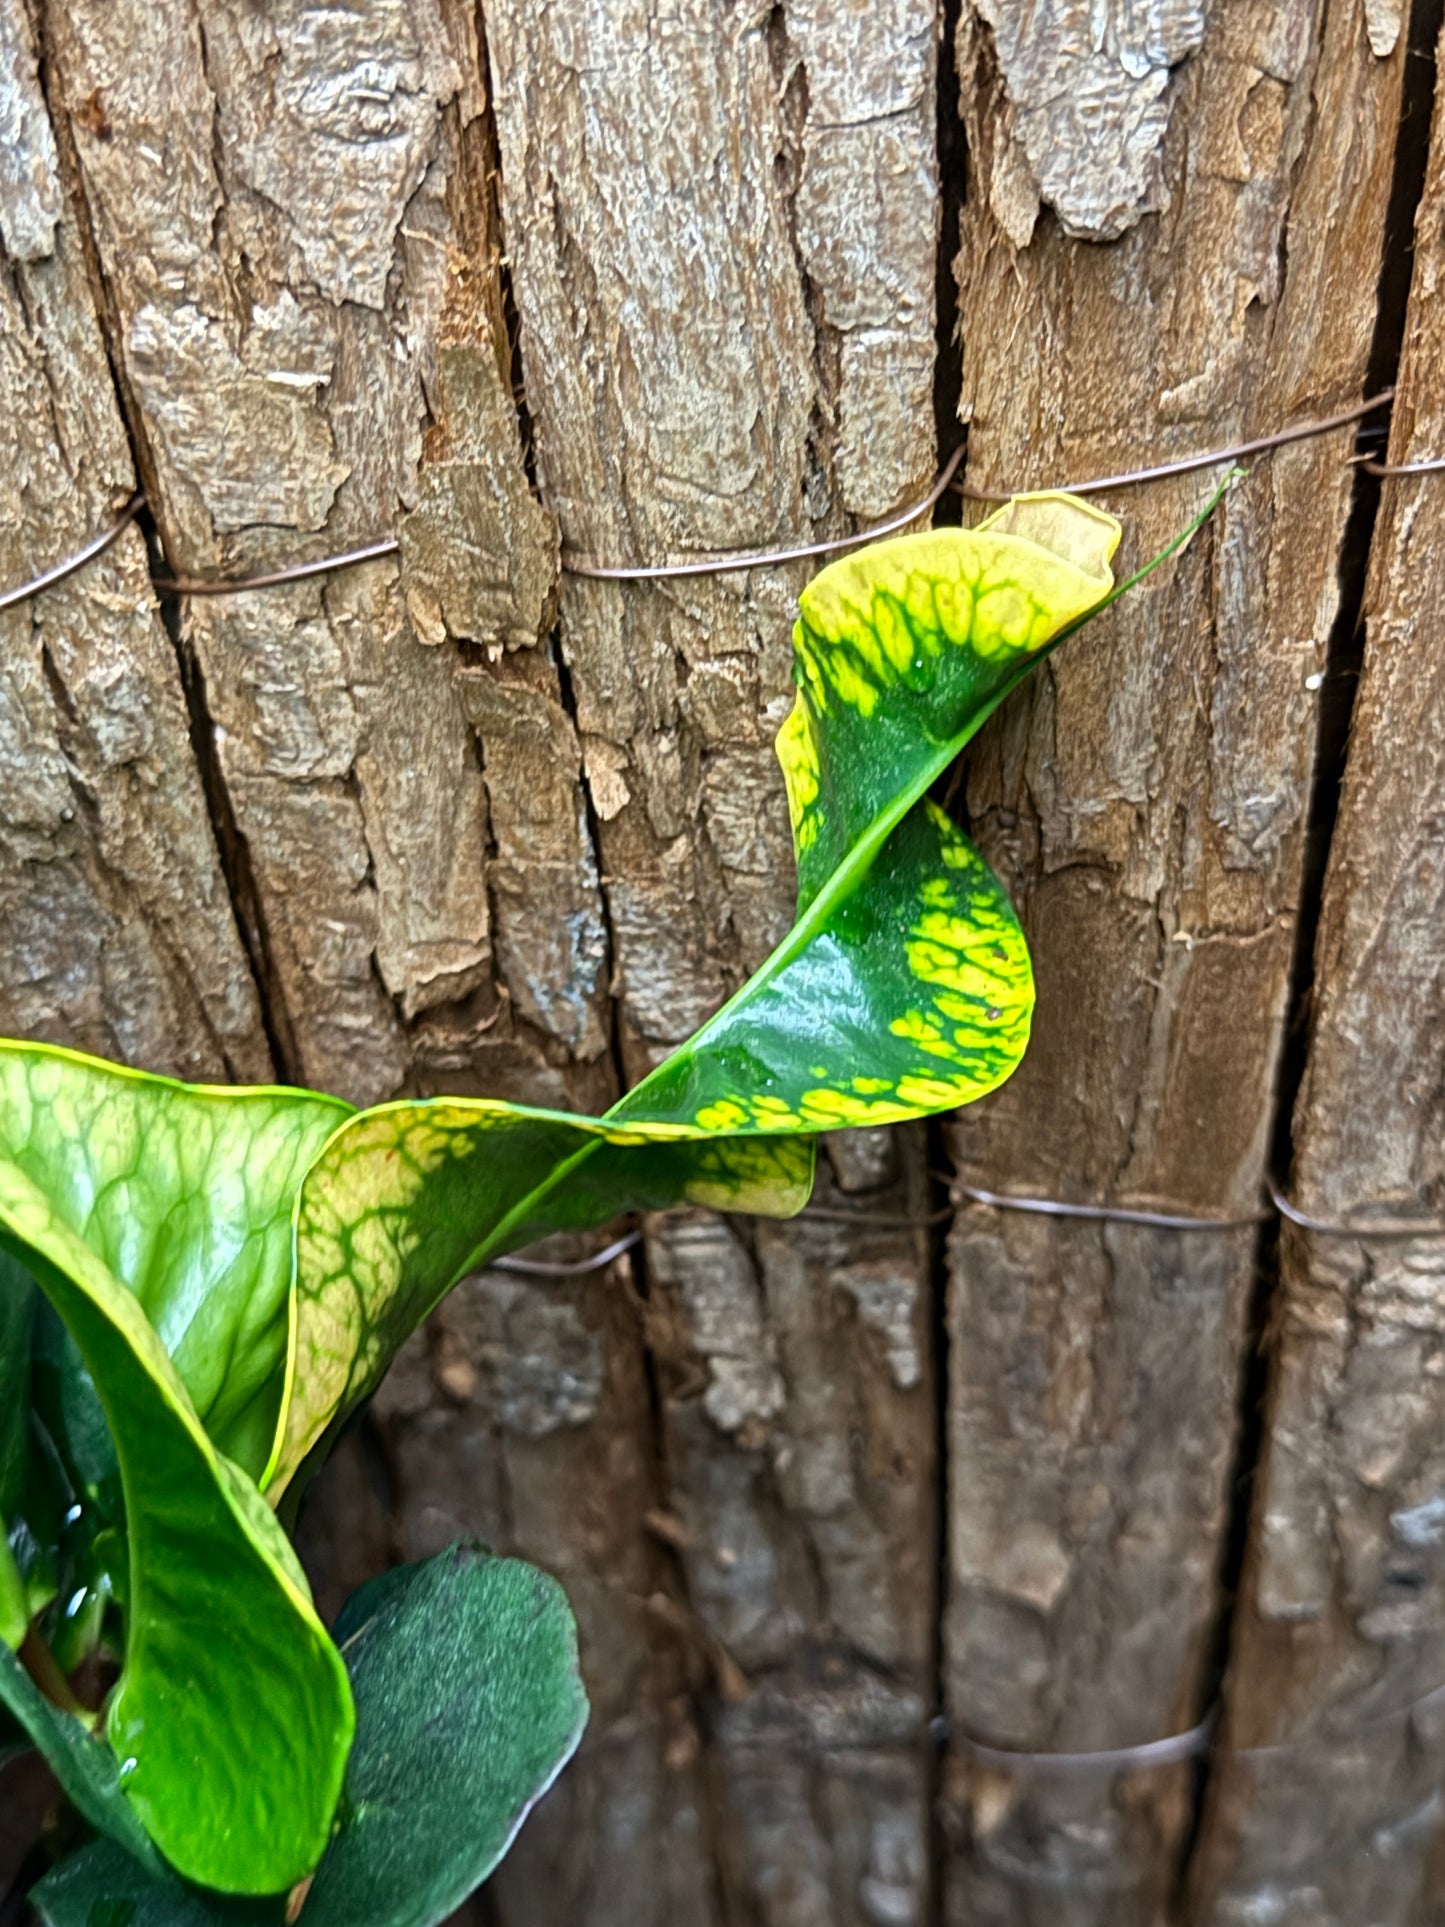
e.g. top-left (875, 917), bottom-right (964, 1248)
top-left (1175, 0), bottom-right (1444, 1900)
top-left (29, 2), bottom-right (291, 1080)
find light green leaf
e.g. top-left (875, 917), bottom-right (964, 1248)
top-left (0, 1159), bottom-right (353, 1894)
top-left (0, 1045), bottom-right (350, 1481)
top-left (0, 1531), bottom-right (26, 1649)
top-left (269, 1106), bottom-right (812, 1495)
top-left (34, 1543), bottom-right (588, 1927)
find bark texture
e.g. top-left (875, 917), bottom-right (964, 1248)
top-left (3, 0), bottom-right (1444, 1919)
top-left (1185, 25), bottom-right (1445, 1919)
top-left (480, 6), bottom-right (946, 1917)
top-left (941, 0), bottom-right (1407, 1917)
top-left (0, 0), bottom-right (267, 1080)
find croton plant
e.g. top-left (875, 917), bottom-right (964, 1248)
top-left (1, 491), bottom-right (1146, 1923)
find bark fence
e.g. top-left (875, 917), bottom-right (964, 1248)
top-left (2, 0), bottom-right (1445, 1921)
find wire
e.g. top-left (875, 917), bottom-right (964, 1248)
top-left (151, 537), bottom-right (401, 597)
top-left (956, 1667), bottom-right (1445, 1777)
top-left (490, 1228), bottom-right (641, 1276)
top-left (1266, 1174), bottom-right (1445, 1239)
top-left (559, 444), bottom-right (967, 579)
top-left (2, 392), bottom-right (1433, 609)
top-left (957, 391), bottom-right (1395, 502)
top-left (955, 1182), bottom-right (1269, 1232)
top-left (0, 493), bottom-right (145, 614)
top-left (1360, 453), bottom-right (1445, 477)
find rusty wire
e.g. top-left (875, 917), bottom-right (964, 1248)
top-left (2, 390), bottom-right (1431, 609)
top-left (0, 492), bottom-right (145, 614)
top-left (957, 390), bottom-right (1394, 503)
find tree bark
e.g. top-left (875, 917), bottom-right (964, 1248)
top-left (941, 0), bottom-right (1405, 1917)
top-left (482, 5), bottom-right (944, 1915)
top-left (0, 0), bottom-right (267, 1080)
top-left (1185, 20), bottom-right (1445, 1918)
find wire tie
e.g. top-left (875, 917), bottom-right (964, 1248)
top-left (490, 1228), bottom-right (641, 1277)
top-left (0, 493), bottom-right (145, 615)
top-left (559, 445), bottom-right (967, 579)
top-left (955, 1183), bottom-right (1268, 1232)
top-left (151, 537), bottom-right (401, 597)
top-left (1266, 1174), bottom-right (1445, 1239)
top-left (958, 390), bottom-right (1394, 502)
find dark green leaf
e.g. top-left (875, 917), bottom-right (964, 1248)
top-left (34, 1543), bottom-right (587, 1927)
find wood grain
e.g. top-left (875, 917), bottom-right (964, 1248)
top-left (1186, 21), bottom-right (1445, 1918)
top-left (943, 0), bottom-right (1406, 1915)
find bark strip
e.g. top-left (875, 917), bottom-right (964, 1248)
top-left (942, 0), bottom-right (1406, 1915)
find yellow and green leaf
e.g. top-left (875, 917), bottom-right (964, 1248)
top-left (0, 490), bottom-right (1131, 1887)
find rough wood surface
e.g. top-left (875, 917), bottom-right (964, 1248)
top-left (34, 2), bottom-right (692, 1909)
top-left (483, 4), bottom-right (945, 1917)
top-left (5, 0), bottom-right (1441, 1917)
top-left (1184, 28), bottom-right (1445, 1919)
top-left (646, 1132), bottom-right (936, 1927)
top-left (44, 0), bottom-right (605, 1110)
top-left (0, 0), bottom-right (267, 1080)
top-left (941, 0), bottom-right (1405, 1916)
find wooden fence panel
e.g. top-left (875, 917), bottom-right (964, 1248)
top-left (1186, 26), bottom-right (1445, 1919)
top-left (483, 5), bottom-right (945, 1919)
top-left (4, 0), bottom-right (1443, 1917)
top-left (0, 0), bottom-right (267, 1080)
top-left (941, 0), bottom-right (1406, 1918)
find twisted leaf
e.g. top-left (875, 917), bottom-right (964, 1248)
top-left (0, 490), bottom-right (1125, 1886)
top-left (266, 492), bottom-right (1120, 1494)
top-left (0, 1077), bottom-right (354, 1894)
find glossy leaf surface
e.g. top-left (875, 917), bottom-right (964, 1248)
top-left (0, 1641), bottom-right (164, 1871)
top-left (610, 496), bottom-right (1120, 1134)
top-left (269, 1107), bottom-right (813, 1492)
top-left (269, 493), bottom-right (1119, 1491)
top-left (0, 1046), bottom-right (349, 1481)
top-left (34, 1543), bottom-right (587, 1927)
top-left (0, 1148), bottom-right (353, 1893)
top-left (2, 492), bottom-right (1125, 1887)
